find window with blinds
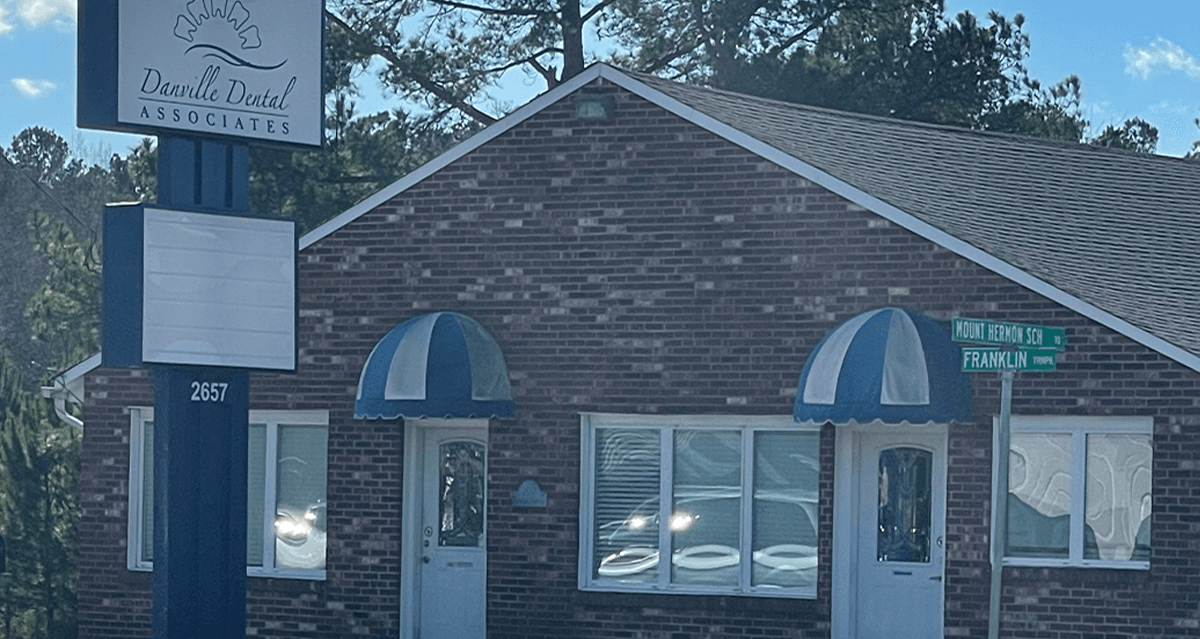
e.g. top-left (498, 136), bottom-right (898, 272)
top-left (580, 414), bottom-right (820, 599)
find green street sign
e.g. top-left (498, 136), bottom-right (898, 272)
top-left (952, 318), bottom-right (1066, 350)
top-left (961, 347), bottom-right (1058, 372)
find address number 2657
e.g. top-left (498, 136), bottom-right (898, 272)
top-left (190, 381), bottom-right (229, 402)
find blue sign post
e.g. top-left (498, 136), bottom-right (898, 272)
top-left (151, 138), bottom-right (251, 639)
top-left (153, 367), bottom-right (248, 639)
top-left (82, 0), bottom-right (322, 635)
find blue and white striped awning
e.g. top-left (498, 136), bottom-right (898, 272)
top-left (355, 312), bottom-right (515, 420)
top-left (794, 307), bottom-right (972, 426)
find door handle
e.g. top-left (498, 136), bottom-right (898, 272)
top-left (422, 556), bottom-right (431, 564)
top-left (930, 575), bottom-right (942, 582)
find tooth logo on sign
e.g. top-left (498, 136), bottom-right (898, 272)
top-left (172, 0), bottom-right (287, 71)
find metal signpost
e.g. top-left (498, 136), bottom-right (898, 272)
top-left (954, 318), bottom-right (1066, 639)
top-left (80, 2), bottom-right (323, 637)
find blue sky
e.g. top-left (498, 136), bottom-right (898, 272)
top-left (1, 0), bottom-right (1198, 160)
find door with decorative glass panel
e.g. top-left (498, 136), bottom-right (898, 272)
top-left (418, 426), bottom-right (488, 639)
top-left (854, 431), bottom-right (946, 639)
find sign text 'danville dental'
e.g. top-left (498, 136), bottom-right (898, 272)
top-left (117, 0), bottom-right (322, 147)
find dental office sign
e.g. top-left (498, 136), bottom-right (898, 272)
top-left (118, 0), bottom-right (321, 145)
top-left (81, 0), bottom-right (323, 147)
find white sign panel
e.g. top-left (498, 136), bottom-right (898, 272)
top-left (117, 0), bottom-right (322, 146)
top-left (142, 208), bottom-right (296, 370)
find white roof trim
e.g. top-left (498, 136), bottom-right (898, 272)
top-left (43, 352), bottom-right (102, 399)
top-left (593, 67), bottom-right (1200, 375)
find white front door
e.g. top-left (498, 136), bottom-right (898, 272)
top-left (852, 430), bottom-right (946, 639)
top-left (411, 424), bottom-right (488, 639)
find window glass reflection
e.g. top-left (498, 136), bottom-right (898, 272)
top-left (274, 425), bottom-right (328, 569)
top-left (438, 441), bottom-right (486, 548)
top-left (1085, 434), bottom-right (1152, 560)
top-left (594, 429), bottom-right (661, 582)
top-left (1008, 433), bottom-right (1071, 558)
top-left (671, 430), bottom-right (741, 586)
top-left (752, 432), bottom-right (819, 589)
top-left (247, 424), bottom-right (266, 566)
top-left (877, 447), bottom-right (931, 563)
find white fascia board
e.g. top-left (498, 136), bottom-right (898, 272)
top-left (299, 66), bottom-right (607, 251)
top-left (594, 66), bottom-right (1200, 375)
top-left (45, 352), bottom-right (103, 399)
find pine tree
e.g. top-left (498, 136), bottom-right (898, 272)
top-left (0, 352), bottom-right (78, 639)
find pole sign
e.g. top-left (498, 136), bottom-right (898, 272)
top-left (960, 347), bottom-right (1057, 372)
top-left (79, 0), bottom-right (324, 148)
top-left (952, 317), bottom-right (1066, 350)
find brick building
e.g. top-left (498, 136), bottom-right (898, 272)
top-left (54, 65), bottom-right (1200, 637)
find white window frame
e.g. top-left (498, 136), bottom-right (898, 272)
top-left (127, 407), bottom-right (330, 580)
top-left (578, 413), bottom-right (820, 599)
top-left (992, 415), bottom-right (1152, 570)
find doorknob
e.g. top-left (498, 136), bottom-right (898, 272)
top-left (422, 556), bottom-right (431, 564)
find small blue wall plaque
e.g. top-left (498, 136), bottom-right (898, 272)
top-left (511, 479), bottom-right (548, 508)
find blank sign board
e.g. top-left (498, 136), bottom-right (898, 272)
top-left (104, 205), bottom-right (297, 371)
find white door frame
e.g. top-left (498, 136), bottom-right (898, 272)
top-left (831, 422), bottom-right (948, 639)
top-left (399, 418), bottom-right (490, 639)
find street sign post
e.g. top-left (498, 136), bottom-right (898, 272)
top-left (953, 318), bottom-right (1066, 639)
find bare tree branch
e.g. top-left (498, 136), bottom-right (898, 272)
top-left (475, 48), bottom-right (562, 78)
top-left (765, 1), bottom-right (856, 58)
top-left (581, 0), bottom-right (619, 23)
top-left (428, 0), bottom-right (552, 18)
top-left (326, 10), bottom-right (499, 125)
top-left (527, 57), bottom-right (560, 88)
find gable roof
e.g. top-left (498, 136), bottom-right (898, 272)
top-left (55, 63), bottom-right (1200, 393)
top-left (623, 70), bottom-right (1200, 370)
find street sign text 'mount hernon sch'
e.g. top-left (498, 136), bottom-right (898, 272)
top-left (952, 317), bottom-right (1066, 350)
top-left (79, 0), bottom-right (324, 148)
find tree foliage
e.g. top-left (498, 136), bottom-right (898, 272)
top-left (25, 213), bottom-right (102, 373)
top-left (330, 0), bottom-right (1093, 145)
top-left (0, 352), bottom-right (79, 639)
top-left (1088, 117), bottom-right (1158, 154)
top-left (330, 0), bottom-right (1168, 151)
top-left (716, 6), bottom-right (1088, 141)
top-left (0, 129), bottom-right (136, 385)
top-left (250, 107), bottom-right (466, 232)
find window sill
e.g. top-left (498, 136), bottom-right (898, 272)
top-left (129, 565), bottom-right (327, 581)
top-left (580, 582), bottom-right (817, 600)
top-left (1003, 558), bottom-right (1150, 571)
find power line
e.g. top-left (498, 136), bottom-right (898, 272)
top-left (0, 151), bottom-right (93, 232)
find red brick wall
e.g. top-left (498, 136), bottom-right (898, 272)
top-left (79, 78), bottom-right (1200, 638)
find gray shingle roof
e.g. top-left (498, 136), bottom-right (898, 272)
top-left (627, 71), bottom-right (1200, 362)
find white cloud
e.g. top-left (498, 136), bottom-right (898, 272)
top-left (19, 0), bottom-right (75, 26)
top-left (0, 4), bottom-right (14, 36)
top-left (0, 0), bottom-right (76, 30)
top-left (11, 77), bottom-right (56, 98)
top-left (1124, 37), bottom-right (1200, 81)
